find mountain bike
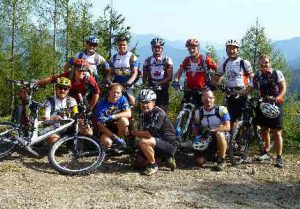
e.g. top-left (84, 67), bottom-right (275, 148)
top-left (174, 88), bottom-right (203, 148)
top-left (225, 91), bottom-right (264, 165)
top-left (0, 78), bottom-right (105, 175)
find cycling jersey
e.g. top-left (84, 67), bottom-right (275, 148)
top-left (180, 55), bottom-right (218, 90)
top-left (140, 106), bottom-right (177, 142)
top-left (110, 51), bottom-right (139, 84)
top-left (42, 96), bottom-right (78, 119)
top-left (94, 95), bottom-right (130, 123)
top-left (217, 57), bottom-right (252, 88)
top-left (143, 55), bottom-right (173, 86)
top-left (68, 51), bottom-right (109, 82)
top-left (194, 106), bottom-right (230, 129)
top-left (253, 69), bottom-right (285, 104)
top-left (51, 71), bottom-right (101, 101)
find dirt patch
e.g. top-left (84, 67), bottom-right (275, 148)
top-left (0, 151), bottom-right (299, 209)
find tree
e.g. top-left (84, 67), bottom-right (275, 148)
top-left (94, 5), bottom-right (131, 59)
top-left (240, 19), bottom-right (288, 76)
top-left (205, 44), bottom-right (219, 63)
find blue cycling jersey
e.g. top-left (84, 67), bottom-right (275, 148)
top-left (94, 95), bottom-right (130, 123)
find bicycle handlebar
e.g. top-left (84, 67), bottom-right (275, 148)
top-left (6, 77), bottom-right (39, 90)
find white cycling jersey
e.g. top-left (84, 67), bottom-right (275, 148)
top-left (194, 106), bottom-right (230, 129)
top-left (74, 52), bottom-right (107, 75)
top-left (217, 57), bottom-right (252, 88)
top-left (143, 55), bottom-right (173, 84)
top-left (43, 96), bottom-right (77, 119)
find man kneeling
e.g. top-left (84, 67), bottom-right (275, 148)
top-left (95, 83), bottom-right (131, 149)
top-left (192, 89), bottom-right (230, 171)
top-left (131, 89), bottom-right (178, 176)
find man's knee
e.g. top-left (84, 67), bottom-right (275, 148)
top-left (117, 117), bottom-right (130, 127)
top-left (100, 135), bottom-right (113, 148)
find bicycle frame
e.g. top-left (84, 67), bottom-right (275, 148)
top-left (175, 103), bottom-right (195, 141)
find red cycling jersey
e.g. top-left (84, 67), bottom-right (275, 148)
top-left (51, 71), bottom-right (101, 100)
top-left (180, 55), bottom-right (218, 90)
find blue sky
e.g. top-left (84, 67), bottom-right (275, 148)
top-left (92, 0), bottom-right (300, 43)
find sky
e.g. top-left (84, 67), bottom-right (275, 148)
top-left (92, 0), bottom-right (300, 43)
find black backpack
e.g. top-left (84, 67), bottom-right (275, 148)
top-left (47, 96), bottom-right (72, 115)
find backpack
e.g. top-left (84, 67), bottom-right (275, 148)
top-left (255, 70), bottom-right (279, 93)
top-left (222, 58), bottom-right (247, 74)
top-left (47, 96), bottom-right (72, 115)
top-left (196, 106), bottom-right (222, 128)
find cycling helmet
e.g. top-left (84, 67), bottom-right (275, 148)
top-left (151, 38), bottom-right (165, 46)
top-left (73, 58), bottom-right (89, 71)
top-left (185, 38), bottom-right (199, 47)
top-left (138, 89), bottom-right (157, 102)
top-left (86, 35), bottom-right (99, 45)
top-left (260, 102), bottom-right (280, 118)
top-left (192, 135), bottom-right (211, 151)
top-left (225, 39), bottom-right (240, 48)
top-left (56, 77), bottom-right (71, 88)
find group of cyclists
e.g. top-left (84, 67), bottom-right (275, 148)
top-left (32, 34), bottom-right (286, 176)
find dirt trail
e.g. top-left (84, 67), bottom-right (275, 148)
top-left (0, 152), bottom-right (299, 209)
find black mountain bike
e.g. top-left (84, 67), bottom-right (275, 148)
top-left (228, 95), bottom-right (264, 165)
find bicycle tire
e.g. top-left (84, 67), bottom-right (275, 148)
top-left (0, 122), bottom-right (18, 160)
top-left (229, 121), bottom-right (251, 165)
top-left (175, 110), bottom-right (192, 142)
top-left (48, 134), bottom-right (105, 175)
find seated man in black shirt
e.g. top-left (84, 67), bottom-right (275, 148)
top-left (131, 89), bottom-right (178, 176)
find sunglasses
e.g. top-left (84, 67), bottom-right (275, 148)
top-left (57, 86), bottom-right (70, 91)
top-left (88, 42), bottom-right (98, 47)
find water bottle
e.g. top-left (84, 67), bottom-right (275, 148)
top-left (176, 127), bottom-right (182, 137)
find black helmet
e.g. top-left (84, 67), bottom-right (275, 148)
top-left (151, 38), bottom-right (165, 46)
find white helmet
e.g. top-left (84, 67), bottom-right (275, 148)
top-left (225, 39), bottom-right (240, 48)
top-left (138, 89), bottom-right (157, 102)
top-left (260, 102), bottom-right (280, 118)
top-left (192, 135), bottom-right (211, 151)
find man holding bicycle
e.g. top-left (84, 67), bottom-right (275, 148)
top-left (95, 83), bottom-right (131, 149)
top-left (192, 89), bottom-right (230, 171)
top-left (143, 38), bottom-right (173, 111)
top-left (131, 89), bottom-right (178, 176)
top-left (253, 54), bottom-right (286, 168)
top-left (41, 77), bottom-right (78, 144)
top-left (37, 58), bottom-right (101, 113)
top-left (214, 39), bottom-right (254, 130)
top-left (172, 38), bottom-right (218, 107)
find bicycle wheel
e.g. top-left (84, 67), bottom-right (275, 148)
top-left (49, 135), bottom-right (105, 175)
top-left (229, 121), bottom-right (251, 165)
top-left (175, 110), bottom-right (192, 142)
top-left (0, 122), bottom-right (18, 160)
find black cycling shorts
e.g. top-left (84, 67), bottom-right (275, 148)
top-left (255, 104), bottom-right (284, 129)
top-left (155, 87), bottom-right (169, 106)
top-left (182, 90), bottom-right (203, 107)
top-left (154, 138), bottom-right (177, 157)
top-left (226, 95), bottom-right (247, 122)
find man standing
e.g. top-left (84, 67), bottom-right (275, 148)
top-left (143, 38), bottom-right (173, 111)
top-left (253, 54), bottom-right (286, 168)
